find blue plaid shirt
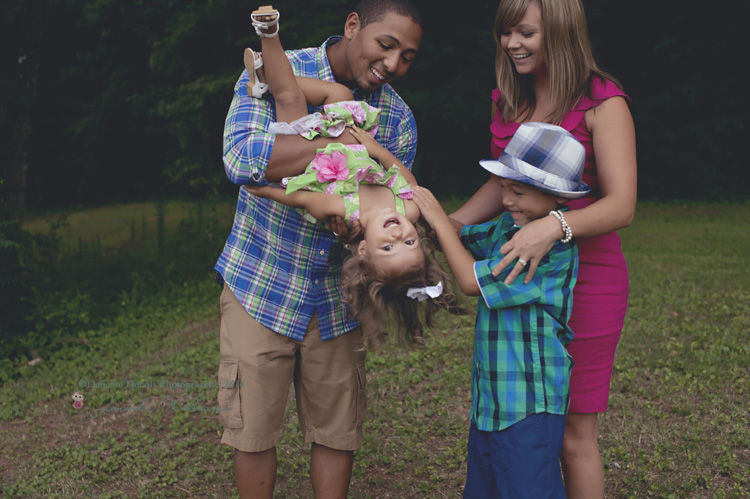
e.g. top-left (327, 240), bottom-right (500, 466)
top-left (215, 37), bottom-right (418, 341)
top-left (461, 211), bottom-right (577, 431)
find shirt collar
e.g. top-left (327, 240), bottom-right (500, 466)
top-left (317, 36), bottom-right (339, 82)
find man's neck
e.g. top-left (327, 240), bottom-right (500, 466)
top-left (325, 38), bottom-right (354, 88)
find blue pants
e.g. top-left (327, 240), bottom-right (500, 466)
top-left (463, 413), bottom-right (566, 499)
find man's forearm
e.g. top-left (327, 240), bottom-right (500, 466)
top-left (266, 133), bottom-right (359, 182)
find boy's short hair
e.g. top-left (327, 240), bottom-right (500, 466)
top-left (353, 0), bottom-right (423, 28)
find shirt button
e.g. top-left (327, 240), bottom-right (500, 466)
top-left (319, 249), bottom-right (325, 256)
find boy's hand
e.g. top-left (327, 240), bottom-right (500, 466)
top-left (412, 186), bottom-right (450, 229)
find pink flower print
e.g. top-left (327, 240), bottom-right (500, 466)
top-left (398, 187), bottom-right (414, 199)
top-left (339, 101), bottom-right (366, 125)
top-left (363, 169), bottom-right (385, 184)
top-left (312, 151), bottom-right (349, 183)
top-left (327, 122), bottom-right (346, 137)
top-left (356, 166), bottom-right (373, 183)
top-left (325, 182), bottom-right (338, 194)
top-left (386, 173), bottom-right (399, 188)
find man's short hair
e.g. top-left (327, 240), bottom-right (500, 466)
top-left (354, 0), bottom-right (423, 28)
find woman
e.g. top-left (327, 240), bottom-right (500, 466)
top-left (450, 0), bottom-right (637, 496)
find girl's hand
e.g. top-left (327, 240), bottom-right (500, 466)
top-left (491, 215), bottom-right (561, 284)
top-left (348, 126), bottom-right (387, 159)
top-left (244, 185), bottom-right (276, 198)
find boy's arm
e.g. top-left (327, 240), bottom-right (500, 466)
top-left (412, 187), bottom-right (480, 296)
top-left (244, 185), bottom-right (346, 221)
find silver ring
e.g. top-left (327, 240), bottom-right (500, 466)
top-left (333, 232), bottom-right (340, 237)
top-left (518, 259), bottom-right (527, 266)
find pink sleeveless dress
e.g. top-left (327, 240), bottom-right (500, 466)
top-left (490, 78), bottom-right (630, 413)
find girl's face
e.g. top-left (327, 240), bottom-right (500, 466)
top-left (358, 208), bottom-right (423, 273)
top-left (500, 178), bottom-right (563, 226)
top-left (499, 2), bottom-right (546, 77)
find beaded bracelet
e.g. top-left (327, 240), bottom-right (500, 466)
top-left (549, 210), bottom-right (573, 243)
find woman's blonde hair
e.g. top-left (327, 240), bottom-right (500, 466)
top-left (493, 0), bottom-right (622, 124)
top-left (339, 222), bottom-right (465, 348)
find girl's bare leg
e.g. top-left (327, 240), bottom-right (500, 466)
top-left (295, 77), bottom-right (354, 106)
top-left (254, 10), bottom-right (307, 123)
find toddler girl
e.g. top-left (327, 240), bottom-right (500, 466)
top-left (243, 5), bottom-right (462, 347)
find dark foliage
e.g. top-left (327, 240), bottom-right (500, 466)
top-left (0, 0), bottom-right (746, 210)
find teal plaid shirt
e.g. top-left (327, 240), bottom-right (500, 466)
top-left (461, 211), bottom-right (577, 431)
top-left (215, 37), bottom-right (418, 341)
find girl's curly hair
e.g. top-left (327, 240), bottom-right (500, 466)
top-left (339, 221), bottom-right (466, 348)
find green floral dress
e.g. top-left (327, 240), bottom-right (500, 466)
top-left (279, 101), bottom-right (414, 226)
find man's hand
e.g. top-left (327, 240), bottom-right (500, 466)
top-left (325, 216), bottom-right (361, 243)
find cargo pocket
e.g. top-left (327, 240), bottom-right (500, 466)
top-left (217, 361), bottom-right (243, 429)
top-left (355, 361), bottom-right (367, 428)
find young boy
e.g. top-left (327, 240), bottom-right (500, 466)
top-left (412, 122), bottom-right (590, 498)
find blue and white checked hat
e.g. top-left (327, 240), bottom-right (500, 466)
top-left (479, 122), bottom-right (590, 199)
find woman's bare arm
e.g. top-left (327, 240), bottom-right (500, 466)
top-left (492, 96), bottom-right (637, 283)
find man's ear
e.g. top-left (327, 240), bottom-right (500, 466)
top-left (343, 12), bottom-right (361, 40)
top-left (357, 240), bottom-right (367, 256)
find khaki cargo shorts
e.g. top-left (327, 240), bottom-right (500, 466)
top-left (217, 285), bottom-right (367, 452)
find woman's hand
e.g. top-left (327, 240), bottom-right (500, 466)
top-left (492, 214), bottom-right (562, 284)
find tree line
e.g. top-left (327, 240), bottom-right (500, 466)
top-left (1, 0), bottom-right (746, 212)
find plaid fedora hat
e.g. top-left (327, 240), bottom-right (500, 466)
top-left (479, 122), bottom-right (590, 199)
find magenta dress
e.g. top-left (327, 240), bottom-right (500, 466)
top-left (489, 78), bottom-right (630, 413)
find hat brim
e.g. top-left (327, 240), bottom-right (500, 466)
top-left (479, 159), bottom-right (591, 199)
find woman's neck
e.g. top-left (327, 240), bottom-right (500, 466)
top-left (532, 72), bottom-right (551, 106)
top-left (517, 73), bottom-right (554, 123)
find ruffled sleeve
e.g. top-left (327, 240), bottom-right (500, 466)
top-left (560, 78), bottom-right (631, 133)
top-left (489, 89), bottom-right (520, 156)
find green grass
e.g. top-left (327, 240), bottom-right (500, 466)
top-left (21, 198), bottom-right (237, 254)
top-left (1, 199), bottom-right (749, 497)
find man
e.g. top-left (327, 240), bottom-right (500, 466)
top-left (214, 1), bottom-right (423, 497)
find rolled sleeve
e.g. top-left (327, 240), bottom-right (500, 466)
top-left (393, 107), bottom-right (418, 168)
top-left (474, 259), bottom-right (545, 310)
top-left (222, 72), bottom-right (277, 186)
